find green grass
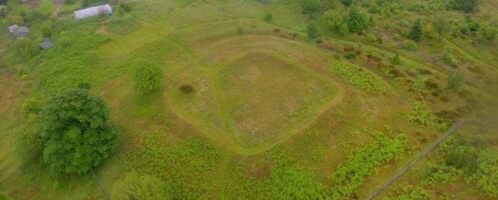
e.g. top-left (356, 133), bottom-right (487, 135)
top-left (0, 0), bottom-right (497, 199)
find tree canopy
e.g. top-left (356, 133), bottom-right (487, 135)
top-left (38, 88), bottom-right (120, 175)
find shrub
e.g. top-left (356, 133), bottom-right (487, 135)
top-left (300, 0), bottom-right (320, 16)
top-left (408, 101), bottom-right (438, 127)
top-left (330, 62), bottom-right (386, 93)
top-left (345, 7), bottom-right (369, 33)
top-left (107, 16), bottom-right (140, 35)
top-left (269, 163), bottom-right (325, 199)
top-left (307, 22), bottom-right (319, 39)
top-left (179, 85), bottom-right (194, 94)
top-left (446, 147), bottom-right (479, 173)
top-left (402, 39), bottom-right (418, 50)
top-left (341, 0), bottom-right (354, 7)
top-left (478, 22), bottom-right (497, 43)
top-left (392, 53), bottom-right (401, 65)
top-left (442, 48), bottom-right (458, 67)
top-left (446, 71), bottom-right (464, 92)
top-left (449, 0), bottom-right (479, 13)
top-left (433, 17), bottom-right (448, 40)
top-left (112, 173), bottom-right (170, 200)
top-left (38, 88), bottom-right (120, 175)
top-left (15, 39), bottom-right (40, 59)
top-left (82, 0), bottom-right (107, 7)
top-left (396, 186), bottom-right (430, 200)
top-left (134, 64), bottom-right (164, 94)
top-left (264, 13), bottom-right (273, 22)
top-left (331, 133), bottom-right (407, 199)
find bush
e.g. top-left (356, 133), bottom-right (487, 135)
top-left (331, 133), bottom-right (407, 199)
top-left (408, 101), bottom-right (438, 127)
top-left (345, 7), bottom-right (369, 33)
top-left (396, 186), bottom-right (430, 200)
top-left (446, 71), bottom-right (464, 92)
top-left (269, 163), bottom-right (325, 199)
top-left (134, 64), bottom-right (164, 94)
top-left (82, 0), bottom-right (107, 7)
top-left (300, 0), bottom-right (320, 16)
top-left (478, 22), bottom-right (497, 43)
top-left (402, 39), bottom-right (418, 50)
top-left (179, 85), bottom-right (194, 94)
top-left (449, 0), bottom-right (479, 13)
top-left (38, 88), bottom-right (120, 175)
top-left (264, 13), bottom-right (273, 22)
top-left (446, 148), bottom-right (479, 173)
top-left (443, 48), bottom-right (458, 67)
top-left (330, 62), bottom-right (386, 93)
top-left (112, 173), bottom-right (170, 200)
top-left (392, 53), bottom-right (401, 65)
top-left (307, 22), bottom-right (319, 39)
top-left (15, 39), bottom-right (40, 59)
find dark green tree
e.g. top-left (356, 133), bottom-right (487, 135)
top-left (409, 18), bottom-right (423, 42)
top-left (300, 0), bottom-right (320, 16)
top-left (307, 22), bottom-right (319, 39)
top-left (450, 0), bottom-right (479, 13)
top-left (38, 88), bottom-right (120, 175)
top-left (134, 63), bottom-right (164, 94)
top-left (345, 7), bottom-right (369, 33)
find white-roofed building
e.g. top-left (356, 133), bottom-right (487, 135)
top-left (74, 4), bottom-right (112, 20)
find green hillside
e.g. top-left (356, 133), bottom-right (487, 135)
top-left (0, 0), bottom-right (497, 199)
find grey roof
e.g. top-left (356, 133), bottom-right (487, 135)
top-left (40, 39), bottom-right (53, 50)
top-left (11, 26), bottom-right (29, 38)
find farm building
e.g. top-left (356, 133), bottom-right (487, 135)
top-left (74, 4), bottom-right (112, 20)
top-left (8, 25), bottom-right (29, 38)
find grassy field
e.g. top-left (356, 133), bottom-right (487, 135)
top-left (0, 0), bottom-right (497, 199)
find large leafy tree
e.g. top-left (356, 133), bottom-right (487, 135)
top-left (38, 88), bottom-right (120, 175)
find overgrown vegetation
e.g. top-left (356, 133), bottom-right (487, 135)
top-left (330, 62), bottom-right (386, 93)
top-left (134, 63), bottom-right (163, 95)
top-left (331, 133), bottom-right (407, 199)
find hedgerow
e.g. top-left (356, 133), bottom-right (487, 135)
top-left (331, 133), bottom-right (407, 199)
top-left (330, 62), bottom-right (386, 93)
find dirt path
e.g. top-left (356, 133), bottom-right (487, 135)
top-left (365, 120), bottom-right (466, 200)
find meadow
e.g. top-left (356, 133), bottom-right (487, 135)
top-left (0, 0), bottom-right (497, 199)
